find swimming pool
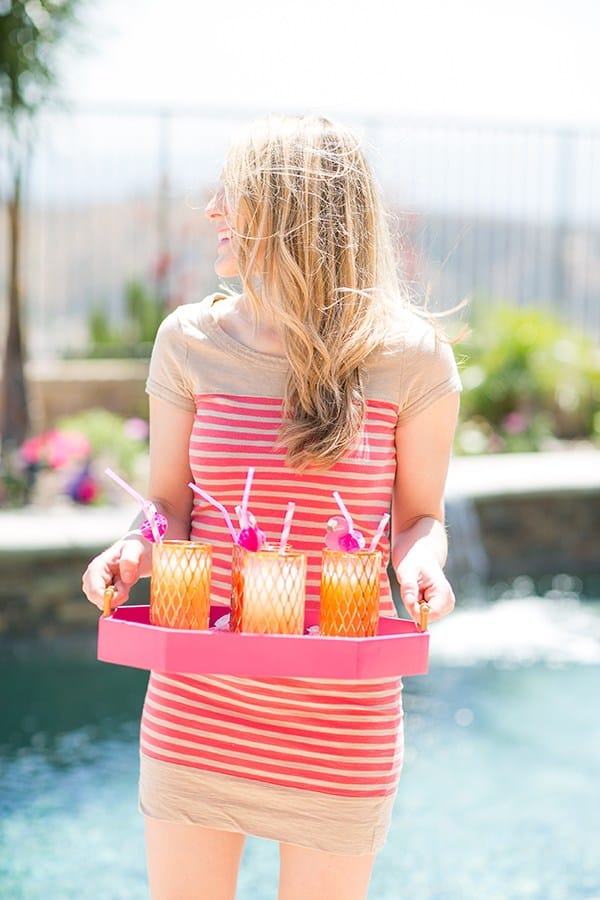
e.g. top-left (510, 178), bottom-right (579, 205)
top-left (1, 586), bottom-right (599, 899)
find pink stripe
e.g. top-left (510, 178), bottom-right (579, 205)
top-left (143, 715), bottom-right (399, 762)
top-left (193, 394), bottom-right (398, 413)
top-left (140, 735), bottom-right (401, 787)
top-left (145, 694), bottom-right (401, 745)
top-left (145, 694), bottom-right (401, 741)
top-left (140, 746), bottom-right (399, 798)
top-left (146, 686), bottom-right (402, 730)
top-left (167, 673), bottom-right (401, 701)
top-left (142, 720), bottom-right (399, 770)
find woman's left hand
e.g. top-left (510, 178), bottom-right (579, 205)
top-left (395, 549), bottom-right (456, 626)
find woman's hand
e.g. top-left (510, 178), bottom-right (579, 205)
top-left (82, 532), bottom-right (152, 612)
top-left (395, 546), bottom-right (455, 625)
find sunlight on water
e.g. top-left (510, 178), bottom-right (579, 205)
top-left (431, 590), bottom-right (600, 667)
top-left (1, 585), bottom-right (599, 899)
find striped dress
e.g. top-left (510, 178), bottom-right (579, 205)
top-left (139, 294), bottom-right (461, 854)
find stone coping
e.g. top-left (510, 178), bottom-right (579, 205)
top-left (445, 448), bottom-right (600, 499)
top-left (0, 449), bottom-right (598, 555)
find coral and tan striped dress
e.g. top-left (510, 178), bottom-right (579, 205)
top-left (138, 294), bottom-right (461, 854)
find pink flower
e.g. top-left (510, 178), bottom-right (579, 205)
top-left (20, 430), bottom-right (90, 469)
top-left (502, 412), bottom-right (529, 435)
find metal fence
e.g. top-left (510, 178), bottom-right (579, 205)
top-left (1, 105), bottom-right (599, 359)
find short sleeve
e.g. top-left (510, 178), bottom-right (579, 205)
top-left (145, 309), bottom-right (196, 412)
top-left (396, 322), bottom-right (462, 424)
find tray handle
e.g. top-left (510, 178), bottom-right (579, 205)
top-left (103, 585), bottom-right (115, 617)
top-left (417, 598), bottom-right (429, 632)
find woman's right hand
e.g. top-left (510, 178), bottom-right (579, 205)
top-left (82, 532), bottom-right (152, 612)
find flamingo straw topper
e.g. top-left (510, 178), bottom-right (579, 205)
top-left (325, 492), bottom-right (366, 551)
top-left (105, 468), bottom-right (167, 543)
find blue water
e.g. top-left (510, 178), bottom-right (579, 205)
top-left (1, 592), bottom-right (599, 900)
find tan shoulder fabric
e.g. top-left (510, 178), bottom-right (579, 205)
top-left (146, 295), bottom-right (462, 421)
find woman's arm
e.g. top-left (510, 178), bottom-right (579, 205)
top-left (391, 390), bottom-right (460, 624)
top-left (82, 396), bottom-right (195, 610)
top-left (147, 395), bottom-right (195, 540)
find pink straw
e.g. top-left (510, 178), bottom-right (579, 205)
top-left (332, 491), bottom-right (354, 532)
top-left (368, 512), bottom-right (390, 552)
top-left (278, 502), bottom-right (296, 553)
top-left (240, 467), bottom-right (255, 529)
top-left (188, 482), bottom-right (238, 543)
top-left (105, 467), bottom-right (162, 543)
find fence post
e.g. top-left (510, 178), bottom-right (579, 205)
top-left (552, 129), bottom-right (574, 318)
top-left (156, 108), bottom-right (172, 307)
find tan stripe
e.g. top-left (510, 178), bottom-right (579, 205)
top-left (148, 685), bottom-right (401, 727)
top-left (151, 680), bottom-right (402, 714)
top-left (140, 735), bottom-right (400, 791)
top-left (149, 680), bottom-right (402, 715)
top-left (146, 698), bottom-right (400, 740)
top-left (154, 672), bottom-right (402, 698)
top-left (154, 676), bottom-right (402, 707)
top-left (141, 722), bottom-right (401, 773)
top-left (143, 719), bottom-right (398, 768)
top-left (143, 707), bottom-right (400, 753)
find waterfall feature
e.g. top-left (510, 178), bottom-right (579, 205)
top-left (445, 495), bottom-right (489, 600)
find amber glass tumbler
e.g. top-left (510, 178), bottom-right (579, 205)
top-left (319, 549), bottom-right (381, 637)
top-left (150, 540), bottom-right (212, 630)
top-left (230, 547), bottom-right (306, 635)
top-left (229, 542), bottom-right (246, 633)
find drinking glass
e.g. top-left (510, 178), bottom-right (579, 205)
top-left (319, 549), bottom-right (381, 637)
top-left (150, 540), bottom-right (212, 630)
top-left (230, 546), bottom-right (306, 635)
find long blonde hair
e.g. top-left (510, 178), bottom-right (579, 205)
top-left (222, 115), bottom-right (404, 471)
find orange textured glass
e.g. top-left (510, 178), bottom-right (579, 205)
top-left (229, 542), bottom-right (246, 633)
top-left (319, 549), bottom-right (382, 637)
top-left (232, 548), bottom-right (306, 635)
top-left (150, 540), bottom-right (212, 630)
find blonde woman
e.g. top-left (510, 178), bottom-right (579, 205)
top-left (83, 115), bottom-right (461, 900)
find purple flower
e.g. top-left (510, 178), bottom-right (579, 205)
top-left (123, 418), bottom-right (149, 441)
top-left (66, 464), bottom-right (99, 504)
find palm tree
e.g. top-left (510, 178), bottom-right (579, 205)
top-left (1, 0), bottom-right (83, 451)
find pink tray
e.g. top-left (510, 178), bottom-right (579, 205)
top-left (97, 604), bottom-right (429, 679)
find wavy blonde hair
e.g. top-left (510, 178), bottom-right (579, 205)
top-left (222, 115), bottom-right (404, 471)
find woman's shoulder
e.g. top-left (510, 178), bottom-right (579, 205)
top-left (365, 303), bottom-right (462, 413)
top-left (159, 294), bottom-right (225, 339)
top-left (372, 304), bottom-right (450, 364)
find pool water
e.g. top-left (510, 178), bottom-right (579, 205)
top-left (1, 591), bottom-right (599, 900)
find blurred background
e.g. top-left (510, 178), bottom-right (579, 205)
top-left (1, 2), bottom-right (599, 899)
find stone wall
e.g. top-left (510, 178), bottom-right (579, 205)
top-left (0, 547), bottom-right (149, 636)
top-left (444, 488), bottom-right (600, 597)
top-left (474, 490), bottom-right (600, 581)
top-left (1, 359), bottom-right (149, 432)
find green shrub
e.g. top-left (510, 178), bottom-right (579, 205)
top-left (456, 305), bottom-right (600, 454)
top-left (85, 279), bottom-right (165, 359)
